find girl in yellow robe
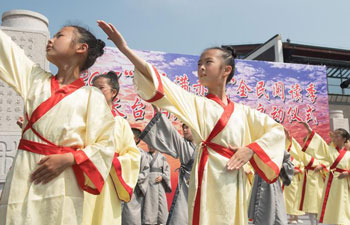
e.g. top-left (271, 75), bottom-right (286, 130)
top-left (0, 27), bottom-right (116, 225)
top-left (286, 129), bottom-right (328, 225)
top-left (301, 123), bottom-right (350, 225)
top-left (97, 20), bottom-right (286, 225)
top-left (82, 72), bottom-right (141, 225)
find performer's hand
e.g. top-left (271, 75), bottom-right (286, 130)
top-left (226, 146), bottom-right (254, 171)
top-left (299, 121), bottom-right (312, 134)
top-left (31, 153), bottom-right (75, 185)
top-left (294, 169), bottom-right (300, 174)
top-left (97, 20), bottom-right (128, 53)
top-left (16, 116), bottom-right (24, 128)
top-left (338, 172), bottom-right (350, 179)
top-left (155, 176), bottom-right (163, 183)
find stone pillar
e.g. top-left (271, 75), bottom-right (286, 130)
top-left (0, 9), bottom-right (50, 194)
top-left (329, 110), bottom-right (349, 132)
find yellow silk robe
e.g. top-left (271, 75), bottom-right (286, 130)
top-left (287, 137), bottom-right (328, 214)
top-left (284, 138), bottom-right (304, 216)
top-left (82, 116), bottom-right (140, 225)
top-left (0, 30), bottom-right (115, 225)
top-left (133, 63), bottom-right (285, 225)
top-left (303, 131), bottom-right (350, 225)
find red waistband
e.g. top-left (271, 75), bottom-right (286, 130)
top-left (334, 168), bottom-right (350, 173)
top-left (19, 139), bottom-right (76, 155)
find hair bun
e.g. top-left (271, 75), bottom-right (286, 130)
top-left (222, 46), bottom-right (237, 59)
top-left (96, 39), bottom-right (106, 57)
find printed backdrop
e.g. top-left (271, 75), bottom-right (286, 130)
top-left (84, 47), bottom-right (330, 208)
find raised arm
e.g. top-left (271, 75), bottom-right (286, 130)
top-left (140, 111), bottom-right (195, 165)
top-left (0, 30), bottom-right (40, 99)
top-left (97, 20), bottom-right (151, 81)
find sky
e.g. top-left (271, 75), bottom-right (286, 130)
top-left (2, 0), bottom-right (350, 56)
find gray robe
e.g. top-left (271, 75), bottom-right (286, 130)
top-left (122, 148), bottom-right (150, 225)
top-left (142, 151), bottom-right (171, 225)
top-left (248, 151), bottom-right (294, 225)
top-left (140, 112), bottom-right (196, 225)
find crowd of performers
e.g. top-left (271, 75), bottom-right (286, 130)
top-left (0, 18), bottom-right (349, 225)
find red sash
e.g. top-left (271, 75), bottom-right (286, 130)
top-left (319, 148), bottom-right (347, 223)
top-left (299, 157), bottom-right (316, 210)
top-left (18, 77), bottom-right (104, 194)
top-left (192, 94), bottom-right (235, 225)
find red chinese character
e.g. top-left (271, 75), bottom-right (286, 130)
top-left (256, 81), bottom-right (270, 100)
top-left (175, 74), bottom-right (190, 91)
top-left (287, 106), bottom-right (303, 123)
top-left (192, 81), bottom-right (208, 96)
top-left (270, 106), bottom-right (285, 123)
top-left (131, 97), bottom-right (146, 121)
top-left (236, 79), bottom-right (252, 98)
top-left (272, 82), bottom-right (285, 102)
top-left (306, 83), bottom-right (317, 103)
top-left (288, 84), bottom-right (303, 102)
top-left (305, 104), bottom-right (318, 124)
top-left (112, 97), bottom-right (127, 119)
top-left (256, 103), bottom-right (266, 113)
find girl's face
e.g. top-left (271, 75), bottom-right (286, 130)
top-left (197, 49), bottom-right (228, 89)
top-left (333, 130), bottom-right (347, 148)
top-left (93, 77), bottom-right (117, 105)
top-left (46, 26), bottom-right (85, 66)
top-left (182, 124), bottom-right (193, 142)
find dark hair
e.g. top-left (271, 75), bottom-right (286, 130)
top-left (335, 128), bottom-right (350, 143)
top-left (131, 128), bottom-right (142, 144)
top-left (68, 25), bottom-right (105, 71)
top-left (203, 46), bottom-right (236, 85)
top-left (92, 71), bottom-right (120, 100)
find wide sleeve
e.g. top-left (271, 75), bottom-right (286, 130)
top-left (140, 112), bottom-right (195, 165)
top-left (289, 137), bottom-right (329, 171)
top-left (161, 155), bottom-right (172, 193)
top-left (137, 151), bottom-right (150, 196)
top-left (109, 117), bottom-right (141, 202)
top-left (0, 29), bottom-right (47, 100)
top-left (301, 131), bottom-right (331, 163)
top-left (72, 89), bottom-right (116, 195)
top-left (133, 63), bottom-right (204, 138)
top-left (244, 106), bottom-right (286, 183)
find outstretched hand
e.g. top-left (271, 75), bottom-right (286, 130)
top-left (97, 20), bottom-right (128, 52)
top-left (226, 146), bottom-right (254, 171)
